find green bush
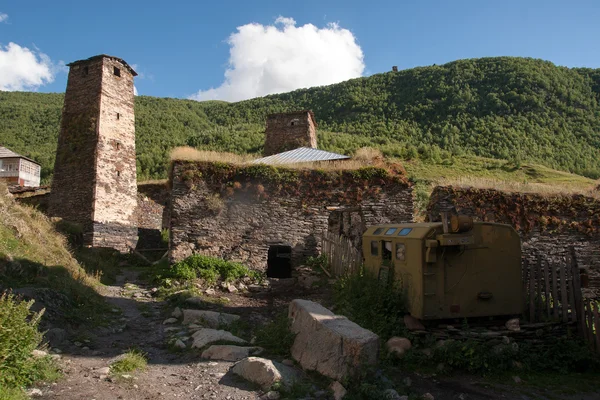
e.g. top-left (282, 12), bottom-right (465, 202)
top-left (171, 255), bottom-right (261, 285)
top-left (0, 293), bottom-right (58, 388)
top-left (333, 268), bottom-right (408, 340)
top-left (110, 349), bottom-right (148, 375)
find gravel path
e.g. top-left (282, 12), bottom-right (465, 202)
top-left (37, 269), bottom-right (260, 400)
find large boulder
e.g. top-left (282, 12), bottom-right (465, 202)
top-left (289, 299), bottom-right (379, 380)
top-left (182, 309), bottom-right (240, 328)
top-left (191, 328), bottom-right (247, 348)
top-left (231, 357), bottom-right (300, 389)
top-left (201, 345), bottom-right (263, 361)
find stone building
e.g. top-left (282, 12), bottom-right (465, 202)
top-left (263, 110), bottom-right (318, 156)
top-left (49, 55), bottom-right (138, 252)
top-left (169, 160), bottom-right (414, 277)
top-left (0, 146), bottom-right (41, 187)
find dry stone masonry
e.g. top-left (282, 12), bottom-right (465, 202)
top-left (428, 186), bottom-right (600, 299)
top-left (263, 110), bottom-right (318, 156)
top-left (168, 161), bottom-right (413, 272)
top-left (49, 55), bottom-right (138, 252)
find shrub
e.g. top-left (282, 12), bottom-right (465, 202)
top-left (334, 268), bottom-right (408, 339)
top-left (0, 293), bottom-right (56, 388)
top-left (171, 255), bottom-right (261, 285)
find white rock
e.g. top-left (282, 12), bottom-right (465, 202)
top-left (191, 329), bottom-right (247, 349)
top-left (423, 393), bottom-right (435, 400)
top-left (172, 307), bottom-right (183, 318)
top-left (330, 381), bottom-right (347, 400)
top-left (226, 284), bottom-right (238, 293)
top-left (260, 391), bottom-right (281, 400)
top-left (27, 388), bottom-right (43, 397)
top-left (174, 339), bottom-right (186, 349)
top-left (231, 357), bottom-right (300, 389)
top-left (382, 389), bottom-right (404, 400)
top-left (182, 309), bottom-right (240, 328)
top-left (201, 345), bottom-right (263, 361)
top-left (31, 349), bottom-right (48, 358)
top-left (387, 337), bottom-right (412, 358)
top-left (289, 299), bottom-right (379, 380)
top-left (97, 367), bottom-right (110, 375)
top-left (506, 318), bottom-right (520, 332)
top-left (205, 288), bottom-right (216, 295)
top-left (163, 318), bottom-right (178, 325)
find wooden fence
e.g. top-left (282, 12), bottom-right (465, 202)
top-left (525, 251), bottom-right (600, 353)
top-left (321, 231), bottom-right (362, 277)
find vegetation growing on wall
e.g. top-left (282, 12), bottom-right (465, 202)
top-left (429, 186), bottom-right (600, 235)
top-left (2, 57), bottom-right (600, 182)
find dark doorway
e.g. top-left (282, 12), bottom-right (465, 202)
top-left (267, 245), bottom-right (292, 278)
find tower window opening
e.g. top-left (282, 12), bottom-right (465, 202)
top-left (116, 113), bottom-right (120, 120)
top-left (116, 170), bottom-right (121, 177)
top-left (114, 67), bottom-right (121, 77)
top-left (83, 66), bottom-right (89, 75)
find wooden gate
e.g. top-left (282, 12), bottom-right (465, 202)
top-left (321, 231), bottom-right (362, 277)
top-left (525, 251), bottom-right (600, 353)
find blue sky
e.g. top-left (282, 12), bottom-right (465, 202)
top-left (1, 0), bottom-right (599, 100)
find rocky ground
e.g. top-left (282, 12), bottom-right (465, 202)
top-left (27, 269), bottom-right (600, 400)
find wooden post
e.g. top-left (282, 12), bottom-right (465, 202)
top-left (544, 261), bottom-right (551, 319)
top-left (529, 260), bottom-right (535, 323)
top-left (551, 262), bottom-right (559, 320)
top-left (566, 257), bottom-right (576, 322)
top-left (560, 262), bottom-right (569, 323)
top-left (536, 259), bottom-right (543, 321)
top-left (571, 251), bottom-right (584, 334)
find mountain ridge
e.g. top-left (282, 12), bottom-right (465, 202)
top-left (0, 56), bottom-right (599, 181)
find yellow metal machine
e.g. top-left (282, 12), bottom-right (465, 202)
top-left (362, 216), bottom-right (523, 320)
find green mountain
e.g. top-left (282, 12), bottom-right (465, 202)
top-left (1, 56), bottom-right (599, 182)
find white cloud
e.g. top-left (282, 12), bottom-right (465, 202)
top-left (0, 13), bottom-right (8, 23)
top-left (190, 16), bottom-right (364, 102)
top-left (0, 43), bottom-right (54, 91)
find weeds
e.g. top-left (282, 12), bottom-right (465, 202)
top-left (0, 293), bottom-right (60, 389)
top-left (171, 255), bottom-right (262, 285)
top-left (110, 349), bottom-right (148, 375)
top-left (333, 269), bottom-right (408, 340)
top-left (254, 313), bottom-right (296, 358)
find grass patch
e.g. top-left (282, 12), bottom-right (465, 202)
top-left (0, 385), bottom-right (28, 400)
top-left (109, 349), bottom-right (147, 375)
top-left (254, 313), bottom-right (296, 358)
top-left (171, 255), bottom-right (262, 285)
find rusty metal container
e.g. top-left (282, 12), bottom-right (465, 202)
top-left (362, 221), bottom-right (523, 320)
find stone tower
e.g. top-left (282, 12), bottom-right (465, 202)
top-left (49, 55), bottom-right (138, 252)
top-left (263, 110), bottom-right (317, 156)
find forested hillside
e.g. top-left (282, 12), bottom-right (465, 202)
top-left (1, 56), bottom-right (599, 181)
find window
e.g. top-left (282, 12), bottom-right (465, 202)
top-left (113, 66), bottom-right (121, 77)
top-left (116, 142), bottom-right (120, 150)
top-left (290, 118), bottom-right (300, 126)
top-left (398, 228), bottom-right (412, 236)
top-left (83, 66), bottom-right (89, 75)
top-left (382, 241), bottom-right (392, 261)
top-left (370, 241), bottom-right (379, 256)
top-left (373, 228), bottom-right (384, 235)
top-left (396, 243), bottom-right (406, 261)
top-left (385, 228), bottom-right (397, 235)
top-left (116, 170), bottom-right (121, 177)
top-left (116, 113), bottom-right (120, 120)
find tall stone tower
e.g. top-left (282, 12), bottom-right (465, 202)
top-left (49, 55), bottom-right (138, 252)
top-left (263, 110), bottom-right (317, 156)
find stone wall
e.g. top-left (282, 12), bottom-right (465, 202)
top-left (49, 55), bottom-right (138, 252)
top-left (169, 161), bottom-right (414, 271)
top-left (427, 186), bottom-right (600, 299)
top-left (263, 111), bottom-right (317, 156)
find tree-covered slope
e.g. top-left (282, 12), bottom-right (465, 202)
top-left (1, 56), bottom-right (599, 181)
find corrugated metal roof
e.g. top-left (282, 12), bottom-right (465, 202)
top-left (0, 146), bottom-right (22, 158)
top-left (252, 147), bottom-right (350, 165)
top-left (0, 146), bottom-right (40, 164)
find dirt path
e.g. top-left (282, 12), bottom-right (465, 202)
top-left (37, 269), bottom-right (260, 400)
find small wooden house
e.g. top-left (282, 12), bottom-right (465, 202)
top-left (0, 146), bottom-right (41, 187)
